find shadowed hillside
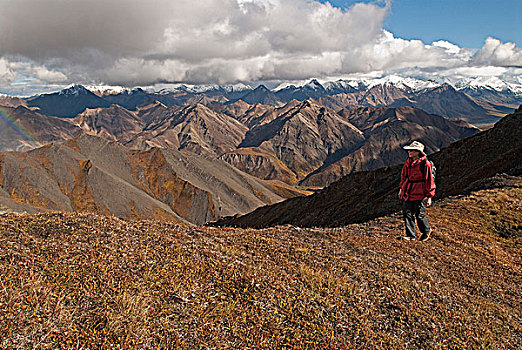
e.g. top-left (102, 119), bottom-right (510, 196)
top-left (216, 106), bottom-right (522, 228)
top-left (1, 183), bottom-right (520, 348)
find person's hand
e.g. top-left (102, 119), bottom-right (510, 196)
top-left (398, 189), bottom-right (403, 199)
top-left (426, 198), bottom-right (432, 207)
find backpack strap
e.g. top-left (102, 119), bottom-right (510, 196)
top-left (420, 158), bottom-right (427, 180)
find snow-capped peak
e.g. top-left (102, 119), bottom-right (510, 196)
top-left (304, 79), bottom-right (324, 90)
top-left (454, 77), bottom-right (522, 94)
top-left (59, 84), bottom-right (90, 96)
top-left (323, 80), bottom-right (363, 91)
top-left (360, 75), bottom-right (440, 92)
top-left (158, 83), bottom-right (253, 94)
top-left (222, 83), bottom-right (254, 93)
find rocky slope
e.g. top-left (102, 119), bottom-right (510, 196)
top-left (0, 105), bottom-right (80, 151)
top-left (301, 105), bottom-right (479, 186)
top-left (216, 106), bottom-right (522, 228)
top-left (0, 135), bottom-right (293, 224)
top-left (127, 103), bottom-right (248, 157)
top-left (231, 99), bottom-right (365, 183)
top-left (1, 97), bottom-right (480, 189)
top-left (71, 105), bottom-right (145, 143)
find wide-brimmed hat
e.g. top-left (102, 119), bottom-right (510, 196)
top-left (403, 141), bottom-right (425, 154)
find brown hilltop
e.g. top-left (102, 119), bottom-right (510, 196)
top-left (1, 182), bottom-right (520, 348)
top-left (71, 105), bottom-right (145, 143)
top-left (216, 106), bottom-right (522, 228)
top-left (0, 94), bottom-right (26, 108)
top-left (0, 134), bottom-right (288, 224)
top-left (128, 103), bottom-right (248, 156)
top-left (0, 105), bottom-right (80, 151)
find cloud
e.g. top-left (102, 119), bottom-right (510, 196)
top-left (0, 0), bottom-right (521, 92)
top-left (471, 37), bottom-right (522, 67)
top-left (0, 0), bottom-right (389, 85)
top-left (0, 58), bottom-right (16, 84)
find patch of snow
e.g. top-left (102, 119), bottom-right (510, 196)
top-left (454, 77), bottom-right (522, 94)
top-left (58, 84), bottom-right (90, 96)
top-left (85, 85), bottom-right (129, 95)
top-left (303, 79), bottom-right (324, 90)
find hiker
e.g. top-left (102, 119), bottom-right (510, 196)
top-left (398, 141), bottom-right (436, 241)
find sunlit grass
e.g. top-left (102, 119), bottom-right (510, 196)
top-left (0, 186), bottom-right (520, 348)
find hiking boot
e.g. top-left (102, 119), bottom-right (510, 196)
top-left (399, 236), bottom-right (415, 241)
top-left (419, 231), bottom-right (431, 242)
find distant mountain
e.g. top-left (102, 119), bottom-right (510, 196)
top-left (0, 105), bottom-right (80, 151)
top-left (0, 135), bottom-right (291, 224)
top-left (232, 85), bottom-right (282, 105)
top-left (302, 105), bottom-right (479, 186)
top-left (413, 84), bottom-right (494, 125)
top-left (15, 76), bottom-right (522, 125)
top-left (25, 85), bottom-right (112, 117)
top-left (275, 79), bottom-right (328, 101)
top-left (127, 103), bottom-right (249, 156)
top-left (274, 80), bottom-right (498, 125)
top-left (102, 88), bottom-right (157, 110)
top-left (458, 81), bottom-right (522, 117)
top-left (215, 106), bottom-right (522, 228)
top-left (358, 83), bottom-right (413, 107)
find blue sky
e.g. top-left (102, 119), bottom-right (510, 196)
top-left (321, 0), bottom-right (522, 48)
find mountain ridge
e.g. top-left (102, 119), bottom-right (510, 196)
top-left (0, 134), bottom-right (300, 224)
top-left (215, 106), bottom-right (522, 227)
top-left (1, 99), bottom-right (480, 188)
top-left (16, 76), bottom-right (522, 125)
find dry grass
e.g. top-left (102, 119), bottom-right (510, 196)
top-left (0, 186), bottom-right (521, 349)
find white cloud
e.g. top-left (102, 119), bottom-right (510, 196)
top-left (32, 66), bottom-right (68, 83)
top-left (0, 58), bottom-right (16, 84)
top-left (0, 0), bottom-right (521, 93)
top-left (471, 37), bottom-right (522, 67)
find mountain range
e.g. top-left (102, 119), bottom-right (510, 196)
top-left (0, 98), bottom-right (479, 188)
top-left (215, 106), bottom-right (522, 227)
top-left (12, 75), bottom-right (522, 125)
top-left (0, 134), bottom-right (310, 224)
top-left (1, 76), bottom-right (519, 224)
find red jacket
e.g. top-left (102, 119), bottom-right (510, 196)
top-left (399, 156), bottom-right (436, 201)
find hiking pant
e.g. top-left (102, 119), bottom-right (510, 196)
top-left (403, 199), bottom-right (431, 238)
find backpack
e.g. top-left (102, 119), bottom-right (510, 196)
top-left (420, 158), bottom-right (436, 182)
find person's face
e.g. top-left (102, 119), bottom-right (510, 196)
top-left (408, 150), bottom-right (420, 158)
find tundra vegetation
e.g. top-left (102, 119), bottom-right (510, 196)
top-left (0, 184), bottom-right (520, 349)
